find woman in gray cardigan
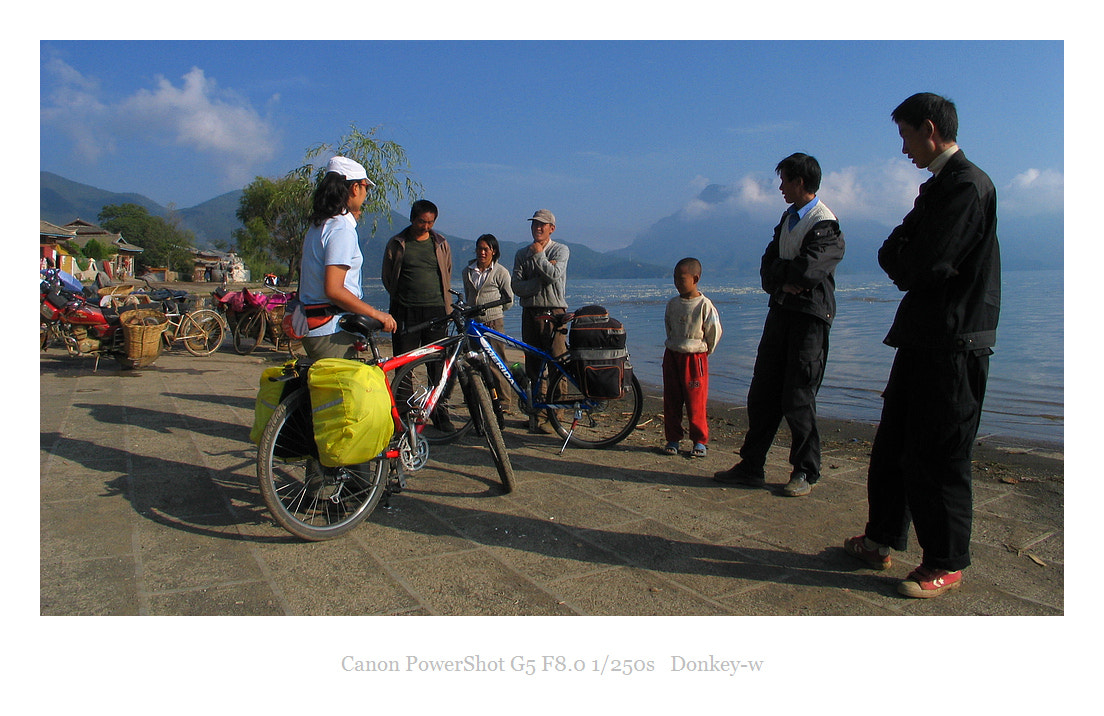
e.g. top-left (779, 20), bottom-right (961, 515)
top-left (463, 234), bottom-right (515, 410)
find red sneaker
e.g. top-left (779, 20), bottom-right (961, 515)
top-left (897, 566), bottom-right (963, 599)
top-left (843, 535), bottom-right (892, 570)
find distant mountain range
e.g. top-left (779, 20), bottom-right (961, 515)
top-left (40, 171), bottom-right (670, 279)
top-left (41, 171), bottom-right (1062, 279)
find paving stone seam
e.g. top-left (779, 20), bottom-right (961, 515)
top-left (42, 553), bottom-right (136, 566)
top-left (351, 515), bottom-right (451, 616)
top-left (383, 499), bottom-right (591, 615)
top-left (130, 518), bottom-right (151, 617)
top-left (988, 589), bottom-right (1062, 613)
top-left (707, 570), bottom-right (804, 602)
top-left (838, 588), bottom-right (909, 615)
top-left (587, 563), bottom-right (738, 614)
top-left (243, 547), bottom-right (295, 615)
top-left (1002, 530), bottom-right (1061, 555)
top-left (516, 508), bottom-right (782, 611)
top-left (143, 577), bottom-right (271, 597)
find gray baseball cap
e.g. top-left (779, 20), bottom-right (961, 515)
top-left (527, 209), bottom-right (556, 225)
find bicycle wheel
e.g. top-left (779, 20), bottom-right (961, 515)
top-left (256, 388), bottom-right (387, 541)
top-left (546, 370), bottom-right (643, 448)
top-left (181, 309), bottom-right (226, 356)
top-left (389, 352), bottom-right (474, 444)
top-left (466, 368), bottom-right (515, 492)
top-left (233, 309), bottom-right (266, 355)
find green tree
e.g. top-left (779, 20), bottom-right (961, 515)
top-left (235, 123), bottom-right (423, 281)
top-left (81, 238), bottom-right (116, 262)
top-left (98, 203), bottom-right (196, 276)
top-left (234, 174), bottom-right (310, 281)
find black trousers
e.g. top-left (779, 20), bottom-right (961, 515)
top-left (864, 348), bottom-right (990, 572)
top-left (391, 303), bottom-right (448, 356)
top-left (391, 303), bottom-right (450, 424)
top-left (740, 308), bottom-right (829, 479)
top-left (521, 306), bottom-right (567, 384)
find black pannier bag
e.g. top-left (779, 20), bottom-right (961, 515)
top-left (568, 305), bottom-right (631, 399)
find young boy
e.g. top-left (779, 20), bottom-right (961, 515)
top-left (662, 257), bottom-right (722, 457)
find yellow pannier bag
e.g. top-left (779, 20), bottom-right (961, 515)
top-left (250, 363), bottom-right (295, 445)
top-left (308, 358), bottom-right (394, 467)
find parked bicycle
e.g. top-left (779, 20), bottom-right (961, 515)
top-left (392, 291), bottom-right (643, 452)
top-left (255, 307), bottom-right (513, 541)
top-left (131, 278), bottom-right (225, 356)
top-left (229, 288), bottom-right (296, 355)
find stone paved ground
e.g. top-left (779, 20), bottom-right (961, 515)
top-left (39, 347), bottom-right (1063, 617)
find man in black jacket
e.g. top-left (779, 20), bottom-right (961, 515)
top-left (714, 153), bottom-right (844, 497)
top-left (844, 93), bottom-right (1001, 599)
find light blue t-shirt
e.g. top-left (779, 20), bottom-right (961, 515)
top-left (298, 212), bottom-right (363, 337)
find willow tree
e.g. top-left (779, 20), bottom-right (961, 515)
top-left (236, 123), bottom-right (423, 280)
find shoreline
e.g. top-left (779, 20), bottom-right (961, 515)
top-left (173, 279), bottom-right (1064, 464)
top-left (630, 383), bottom-right (1064, 487)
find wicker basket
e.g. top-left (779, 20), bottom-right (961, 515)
top-left (98, 284), bottom-right (135, 298)
top-left (120, 308), bottom-right (168, 368)
top-left (266, 304), bottom-right (286, 342)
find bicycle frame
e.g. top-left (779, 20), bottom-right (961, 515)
top-left (374, 335), bottom-right (466, 435)
top-left (461, 319), bottom-right (582, 414)
top-left (348, 295), bottom-right (638, 454)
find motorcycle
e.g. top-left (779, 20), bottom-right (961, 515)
top-left (39, 268), bottom-right (157, 370)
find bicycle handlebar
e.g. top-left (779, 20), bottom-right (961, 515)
top-left (401, 296), bottom-right (513, 335)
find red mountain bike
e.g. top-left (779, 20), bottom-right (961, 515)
top-left (255, 307), bottom-right (513, 541)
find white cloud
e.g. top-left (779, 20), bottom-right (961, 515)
top-left (688, 175), bottom-right (711, 193)
top-left (676, 174), bottom-right (776, 221)
top-left (1001, 168), bottom-right (1064, 216)
top-left (819, 160), bottom-right (920, 225)
top-left (41, 58), bottom-right (114, 162)
top-left (42, 60), bottom-right (280, 188)
top-left (671, 159), bottom-right (1066, 233)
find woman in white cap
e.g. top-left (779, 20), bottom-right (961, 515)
top-left (297, 156), bottom-right (396, 359)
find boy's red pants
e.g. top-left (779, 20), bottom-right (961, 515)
top-left (662, 349), bottom-right (709, 445)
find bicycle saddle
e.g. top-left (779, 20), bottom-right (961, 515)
top-left (338, 314), bottom-right (384, 337)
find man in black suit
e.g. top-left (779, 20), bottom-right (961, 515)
top-left (844, 93), bottom-right (1001, 599)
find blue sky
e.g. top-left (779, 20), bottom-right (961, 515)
top-left (39, 39), bottom-right (1064, 252)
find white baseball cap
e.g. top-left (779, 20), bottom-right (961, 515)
top-left (325, 156), bottom-right (374, 186)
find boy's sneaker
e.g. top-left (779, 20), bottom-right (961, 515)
top-left (897, 566), bottom-right (963, 599)
top-left (843, 535), bottom-right (892, 570)
top-left (713, 462), bottom-right (766, 487)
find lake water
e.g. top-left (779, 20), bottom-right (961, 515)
top-left (362, 268), bottom-right (1063, 447)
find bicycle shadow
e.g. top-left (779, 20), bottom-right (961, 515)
top-left (38, 352), bottom-right (140, 377)
top-left (373, 497), bottom-right (896, 599)
top-left (162, 391), bottom-right (256, 411)
top-left (499, 438), bottom-right (712, 490)
top-left (43, 392), bottom-right (300, 543)
top-left (74, 401), bottom-right (250, 441)
top-left (405, 441), bottom-right (513, 498)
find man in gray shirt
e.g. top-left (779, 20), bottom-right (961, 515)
top-left (512, 209), bottom-right (569, 429)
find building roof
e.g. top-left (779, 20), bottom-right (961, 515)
top-left (59, 219), bottom-right (142, 253)
top-left (40, 220), bottom-right (77, 239)
top-left (62, 219), bottom-right (121, 240)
